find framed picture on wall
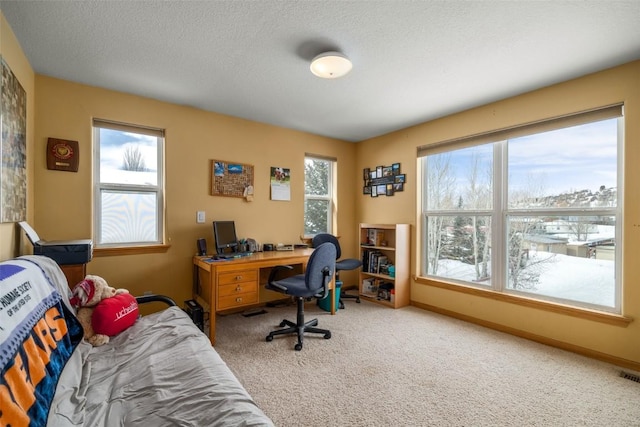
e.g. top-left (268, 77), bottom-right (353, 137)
top-left (386, 184), bottom-right (394, 196)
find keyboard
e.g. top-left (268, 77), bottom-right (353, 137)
top-left (213, 252), bottom-right (253, 260)
top-left (233, 252), bottom-right (253, 258)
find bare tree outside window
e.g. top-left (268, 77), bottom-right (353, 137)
top-left (421, 114), bottom-right (621, 311)
top-left (122, 145), bottom-right (147, 172)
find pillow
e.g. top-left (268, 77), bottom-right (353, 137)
top-left (0, 259), bottom-right (83, 426)
top-left (92, 293), bottom-right (139, 336)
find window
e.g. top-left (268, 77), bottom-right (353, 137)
top-left (304, 155), bottom-right (335, 236)
top-left (93, 119), bottom-right (164, 247)
top-left (420, 106), bottom-right (623, 313)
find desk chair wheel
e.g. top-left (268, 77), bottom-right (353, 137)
top-left (324, 332), bottom-right (331, 339)
top-left (266, 335), bottom-right (274, 342)
top-left (295, 343), bottom-right (302, 351)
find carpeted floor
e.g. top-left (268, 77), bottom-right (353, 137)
top-left (214, 299), bottom-right (640, 426)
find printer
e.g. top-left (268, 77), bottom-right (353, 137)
top-left (19, 221), bottom-right (93, 265)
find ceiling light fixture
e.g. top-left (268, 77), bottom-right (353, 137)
top-left (310, 51), bottom-right (352, 79)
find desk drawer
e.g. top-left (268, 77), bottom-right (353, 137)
top-left (218, 281), bottom-right (258, 298)
top-left (218, 292), bottom-right (259, 309)
top-left (218, 270), bottom-right (258, 285)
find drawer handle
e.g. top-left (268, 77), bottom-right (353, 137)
top-left (236, 297), bottom-right (243, 303)
top-left (235, 275), bottom-right (243, 281)
top-left (235, 286), bottom-right (242, 292)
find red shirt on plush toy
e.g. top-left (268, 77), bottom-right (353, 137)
top-left (70, 275), bottom-right (139, 346)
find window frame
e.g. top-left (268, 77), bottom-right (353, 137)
top-left (418, 105), bottom-right (624, 315)
top-left (93, 119), bottom-right (165, 250)
top-left (303, 155), bottom-right (336, 237)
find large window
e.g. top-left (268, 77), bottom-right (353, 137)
top-left (420, 106), bottom-right (623, 313)
top-left (93, 119), bottom-right (164, 247)
top-left (304, 155), bottom-right (335, 236)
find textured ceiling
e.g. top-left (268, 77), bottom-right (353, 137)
top-left (2, 1), bottom-right (640, 142)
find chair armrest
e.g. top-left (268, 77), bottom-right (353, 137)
top-left (135, 294), bottom-right (177, 307)
top-left (267, 265), bottom-right (294, 285)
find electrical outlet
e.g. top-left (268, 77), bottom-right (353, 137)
top-left (196, 211), bottom-right (205, 223)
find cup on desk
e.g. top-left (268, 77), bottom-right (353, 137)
top-left (263, 243), bottom-right (274, 251)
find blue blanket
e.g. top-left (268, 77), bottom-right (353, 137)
top-left (0, 258), bottom-right (82, 426)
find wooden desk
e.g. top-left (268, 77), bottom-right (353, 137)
top-left (193, 249), bottom-right (336, 345)
top-left (60, 263), bottom-right (87, 287)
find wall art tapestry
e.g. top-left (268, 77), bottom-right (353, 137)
top-left (0, 56), bottom-right (27, 222)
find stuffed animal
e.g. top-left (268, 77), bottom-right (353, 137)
top-left (69, 275), bottom-right (139, 346)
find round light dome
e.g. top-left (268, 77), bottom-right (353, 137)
top-left (310, 52), bottom-right (352, 79)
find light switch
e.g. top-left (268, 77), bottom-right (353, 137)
top-left (196, 211), bottom-right (205, 223)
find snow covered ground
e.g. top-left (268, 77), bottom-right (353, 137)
top-left (434, 251), bottom-right (615, 308)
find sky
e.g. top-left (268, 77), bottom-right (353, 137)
top-left (429, 118), bottom-right (619, 201)
top-left (508, 118), bottom-right (618, 195)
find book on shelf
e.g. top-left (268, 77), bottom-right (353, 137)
top-left (368, 251), bottom-right (378, 273)
top-left (362, 249), bottom-right (391, 275)
top-left (365, 250), bottom-right (380, 273)
top-left (367, 229), bottom-right (386, 246)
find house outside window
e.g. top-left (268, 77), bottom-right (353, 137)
top-left (304, 155), bottom-right (335, 236)
top-left (93, 119), bottom-right (164, 247)
top-left (420, 105), bottom-right (623, 313)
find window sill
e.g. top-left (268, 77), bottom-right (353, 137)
top-left (94, 244), bottom-right (171, 257)
top-left (414, 276), bottom-right (632, 327)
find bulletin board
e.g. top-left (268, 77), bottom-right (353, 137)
top-left (210, 159), bottom-right (254, 198)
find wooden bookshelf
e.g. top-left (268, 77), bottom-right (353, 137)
top-left (359, 223), bottom-right (410, 308)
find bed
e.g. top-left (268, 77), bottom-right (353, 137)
top-left (0, 255), bottom-right (274, 426)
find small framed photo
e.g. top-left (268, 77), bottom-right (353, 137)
top-left (392, 163), bottom-right (400, 175)
top-left (393, 183), bottom-right (404, 192)
top-left (363, 186), bottom-right (371, 195)
top-left (382, 166), bottom-right (393, 177)
top-left (376, 184), bottom-right (386, 195)
top-left (376, 166), bottom-right (383, 178)
top-left (386, 184), bottom-right (394, 196)
top-left (363, 168), bottom-right (370, 180)
top-left (370, 170), bottom-right (377, 180)
top-left (214, 161), bottom-right (225, 177)
top-left (228, 164), bottom-right (243, 174)
top-left (371, 186), bottom-right (378, 197)
top-left (395, 174), bottom-right (406, 184)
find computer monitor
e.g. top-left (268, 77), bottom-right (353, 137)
top-left (213, 221), bottom-right (238, 254)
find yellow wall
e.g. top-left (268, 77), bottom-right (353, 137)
top-left (0, 13), bottom-right (35, 260)
top-left (3, 8), bottom-right (640, 367)
top-left (356, 60), bottom-right (640, 367)
top-left (31, 75), bottom-right (357, 305)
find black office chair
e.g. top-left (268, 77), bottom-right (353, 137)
top-left (312, 233), bottom-right (362, 309)
top-left (265, 242), bottom-right (336, 351)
